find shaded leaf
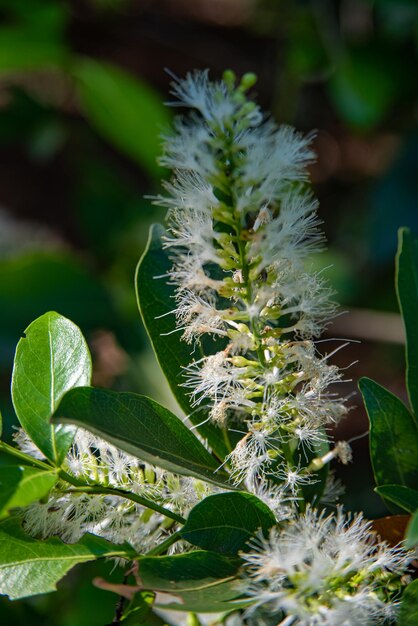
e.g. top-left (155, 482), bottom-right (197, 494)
top-left (396, 227), bottom-right (418, 418)
top-left (328, 45), bottom-right (405, 130)
top-left (0, 27), bottom-right (67, 73)
top-left (180, 492), bottom-right (276, 555)
top-left (135, 224), bottom-right (232, 459)
top-left (405, 509), bottom-right (418, 549)
top-left (375, 485), bottom-right (418, 514)
top-left (359, 378), bottom-right (418, 492)
top-left (137, 550), bottom-right (248, 613)
top-left (0, 517), bottom-right (134, 600)
top-left (73, 58), bottom-right (170, 178)
top-left (0, 252), bottom-right (115, 368)
top-left (52, 387), bottom-right (231, 488)
top-left (399, 579), bottom-right (418, 626)
top-left (11, 312), bottom-right (92, 464)
top-left (122, 591), bottom-right (172, 625)
top-left (0, 466), bottom-right (57, 519)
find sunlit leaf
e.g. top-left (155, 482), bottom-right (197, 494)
top-left (53, 386), bottom-right (231, 488)
top-left (0, 517), bottom-right (134, 600)
top-left (12, 311), bottom-right (92, 464)
top-left (0, 466), bottom-right (57, 519)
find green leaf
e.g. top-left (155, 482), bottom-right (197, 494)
top-left (0, 26), bottom-right (68, 73)
top-left (135, 224), bottom-right (232, 459)
top-left (11, 312), bottom-right (92, 464)
top-left (396, 227), bottom-right (418, 418)
top-left (73, 58), bottom-right (170, 178)
top-left (52, 387), bottom-right (231, 488)
top-left (399, 579), bottom-right (418, 626)
top-left (328, 46), bottom-right (402, 130)
top-left (359, 378), bottom-right (418, 491)
top-left (122, 591), bottom-right (171, 626)
top-left (0, 466), bottom-right (57, 519)
top-left (0, 252), bottom-right (115, 365)
top-left (180, 492), bottom-right (276, 555)
top-left (405, 509), bottom-right (418, 549)
top-left (137, 550), bottom-right (248, 613)
top-left (375, 485), bottom-right (418, 514)
top-left (0, 517), bottom-right (134, 600)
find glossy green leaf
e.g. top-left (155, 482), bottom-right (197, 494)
top-left (375, 485), bottom-right (418, 514)
top-left (180, 492), bottom-right (276, 555)
top-left (359, 378), bottom-right (418, 490)
top-left (52, 387), bottom-right (231, 488)
top-left (0, 517), bottom-right (134, 600)
top-left (0, 466), bottom-right (57, 519)
top-left (73, 58), bottom-right (170, 178)
top-left (396, 228), bottom-right (418, 418)
top-left (11, 311), bottom-right (92, 464)
top-left (135, 224), bottom-right (232, 459)
top-left (405, 509), bottom-right (418, 549)
top-left (399, 579), bottom-right (418, 626)
top-left (137, 550), bottom-right (248, 613)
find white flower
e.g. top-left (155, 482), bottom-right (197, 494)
top-left (241, 508), bottom-right (409, 625)
top-left (174, 290), bottom-right (227, 343)
top-left (13, 427), bottom-right (46, 460)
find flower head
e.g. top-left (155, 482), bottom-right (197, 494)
top-left (157, 69), bottom-right (349, 500)
top-left (241, 507), bottom-right (409, 625)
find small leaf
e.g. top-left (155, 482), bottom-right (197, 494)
top-left (73, 58), bottom-right (170, 178)
top-left (375, 485), bottom-right (418, 514)
top-left (135, 224), bottom-right (233, 459)
top-left (396, 227), bottom-right (418, 418)
top-left (405, 509), bottom-right (418, 549)
top-left (137, 550), bottom-right (248, 613)
top-left (122, 591), bottom-right (171, 626)
top-left (11, 312), bottom-right (92, 464)
top-left (0, 517), bottom-right (134, 600)
top-left (359, 378), bottom-right (418, 491)
top-left (180, 492), bottom-right (276, 555)
top-left (0, 466), bottom-right (57, 519)
top-left (399, 579), bottom-right (418, 626)
top-left (52, 387), bottom-right (231, 488)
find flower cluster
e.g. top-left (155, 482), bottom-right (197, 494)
top-left (157, 69), bottom-right (349, 498)
top-left (240, 507), bottom-right (409, 626)
top-left (15, 428), bottom-right (212, 550)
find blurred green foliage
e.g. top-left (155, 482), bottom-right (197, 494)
top-left (0, 0), bottom-right (417, 622)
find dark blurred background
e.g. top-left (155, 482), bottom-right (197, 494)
top-left (0, 0), bottom-right (417, 622)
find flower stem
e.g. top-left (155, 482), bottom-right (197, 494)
top-left (63, 478), bottom-right (186, 525)
top-left (145, 530), bottom-right (183, 556)
top-left (0, 441), bottom-right (53, 471)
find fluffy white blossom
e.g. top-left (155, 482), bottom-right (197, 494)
top-left (157, 69), bottom-right (350, 500)
top-left (241, 508), bottom-right (409, 625)
top-left (17, 427), bottom-right (213, 550)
